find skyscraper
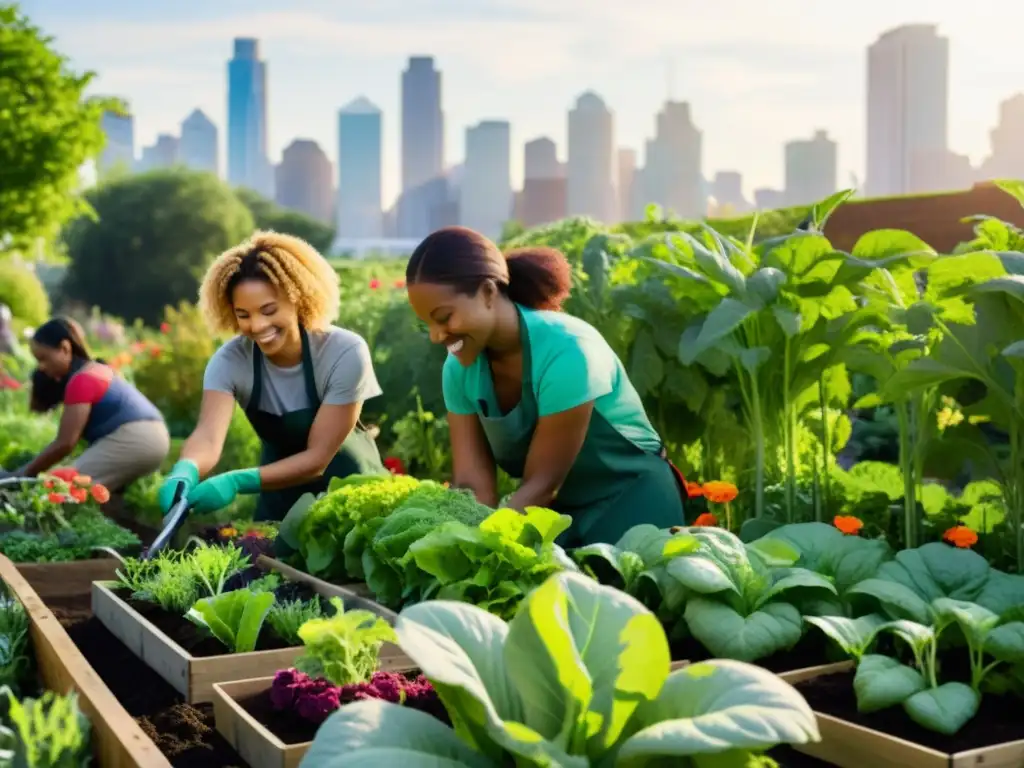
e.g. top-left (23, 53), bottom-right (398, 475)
top-left (617, 148), bottom-right (637, 221)
top-left (637, 101), bottom-right (703, 219)
top-left (227, 38), bottom-right (271, 196)
top-left (275, 139), bottom-right (333, 224)
top-left (98, 110), bottom-right (135, 176)
top-left (567, 92), bottom-right (615, 221)
top-left (180, 109), bottom-right (218, 176)
top-left (784, 130), bottom-right (838, 206)
top-left (520, 137), bottom-right (566, 227)
top-left (460, 121), bottom-right (512, 240)
top-left (399, 56), bottom-right (445, 237)
top-left (137, 134), bottom-right (179, 172)
top-left (980, 94), bottom-right (1024, 180)
top-left (866, 24), bottom-right (949, 197)
top-left (337, 97), bottom-right (383, 239)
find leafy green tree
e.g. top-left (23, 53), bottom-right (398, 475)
top-left (0, 260), bottom-right (48, 325)
top-left (61, 169), bottom-right (254, 325)
top-left (234, 187), bottom-right (335, 254)
top-left (0, 4), bottom-right (119, 252)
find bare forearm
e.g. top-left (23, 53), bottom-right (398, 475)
top-left (178, 435), bottom-right (223, 477)
top-left (505, 474), bottom-right (559, 510)
top-left (259, 450), bottom-right (332, 491)
top-left (20, 441), bottom-right (73, 477)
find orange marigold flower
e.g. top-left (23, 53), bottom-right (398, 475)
top-left (943, 525), bottom-right (978, 549)
top-left (219, 526), bottom-right (239, 539)
top-left (693, 512), bottom-right (719, 527)
top-left (90, 484), bottom-right (111, 504)
top-left (833, 515), bottom-right (863, 535)
top-left (702, 481), bottom-right (738, 504)
top-left (685, 481), bottom-right (704, 498)
top-left (50, 467), bottom-right (78, 482)
top-left (69, 486), bottom-right (88, 503)
top-left (47, 493), bottom-right (67, 504)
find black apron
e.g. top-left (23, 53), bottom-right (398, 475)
top-left (245, 328), bottom-right (386, 522)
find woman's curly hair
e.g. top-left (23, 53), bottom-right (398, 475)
top-left (198, 231), bottom-right (340, 333)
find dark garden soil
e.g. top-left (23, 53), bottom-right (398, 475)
top-left (47, 593), bottom-right (247, 767)
top-left (107, 578), bottom-right (324, 658)
top-left (794, 670), bottom-right (1024, 753)
top-left (670, 632), bottom-right (844, 674)
top-left (237, 690), bottom-right (320, 745)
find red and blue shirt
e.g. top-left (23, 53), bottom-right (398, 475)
top-left (64, 364), bottom-right (163, 443)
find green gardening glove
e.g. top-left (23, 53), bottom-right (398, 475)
top-left (187, 468), bottom-right (261, 515)
top-left (158, 460), bottom-right (199, 516)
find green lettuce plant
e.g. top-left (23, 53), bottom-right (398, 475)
top-left (186, 587), bottom-right (275, 653)
top-left (301, 571), bottom-right (819, 767)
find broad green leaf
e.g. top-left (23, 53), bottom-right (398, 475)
top-left (642, 256), bottom-right (711, 286)
top-left (680, 231), bottom-right (747, 295)
top-left (985, 622), bottom-right (1024, 663)
top-left (847, 579), bottom-right (931, 623)
top-left (804, 615), bottom-right (887, 659)
top-left (903, 682), bottom-right (980, 735)
top-left (881, 358), bottom-right (968, 399)
top-left (504, 572), bottom-right (669, 757)
top-left (772, 305), bottom-right (802, 337)
top-left (760, 232), bottom-right (834, 276)
top-left (738, 346), bottom-right (771, 374)
top-left (746, 268), bottom-right (786, 304)
top-left (972, 275), bottom-right (1024, 303)
top-left (880, 619), bottom-right (935, 652)
top-left (1003, 340), bottom-right (1024, 359)
top-left (853, 654), bottom-right (926, 713)
top-left (745, 538), bottom-right (799, 568)
top-left (811, 189), bottom-right (854, 230)
top-left (753, 569), bottom-right (837, 610)
top-left (995, 179), bottom-right (1024, 208)
top-left (682, 299), bottom-right (757, 363)
top-left (851, 229), bottom-right (936, 261)
top-left (930, 598), bottom-right (998, 646)
top-left (301, 699), bottom-right (495, 768)
top-left (665, 554), bottom-right (736, 595)
top-left (396, 601), bottom-right (525, 761)
top-left (629, 328), bottom-right (664, 398)
top-left (684, 600), bottom-right (803, 662)
top-left (617, 660), bottom-right (819, 765)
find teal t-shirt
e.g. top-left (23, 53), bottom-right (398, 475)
top-left (442, 306), bottom-right (662, 453)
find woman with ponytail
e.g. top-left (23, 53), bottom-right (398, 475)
top-left (5, 318), bottom-right (169, 491)
top-left (406, 227), bottom-right (687, 547)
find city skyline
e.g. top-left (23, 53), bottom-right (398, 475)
top-left (22, 0), bottom-right (1024, 207)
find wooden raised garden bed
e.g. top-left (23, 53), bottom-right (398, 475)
top-left (779, 662), bottom-right (1024, 768)
top-left (213, 653), bottom-right (419, 768)
top-left (0, 554), bottom-right (172, 768)
top-left (15, 554), bottom-right (122, 600)
top-left (93, 559), bottom-right (412, 704)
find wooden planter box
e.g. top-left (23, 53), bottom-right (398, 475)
top-left (0, 555), bottom-right (171, 768)
top-left (15, 556), bottom-right (121, 601)
top-left (779, 661), bottom-right (1024, 768)
top-left (213, 654), bottom-right (418, 768)
top-left (92, 574), bottom-right (412, 704)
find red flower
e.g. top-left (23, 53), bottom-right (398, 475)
top-left (833, 515), bottom-right (863, 536)
top-left (160, 322), bottom-right (171, 334)
top-left (693, 512), bottom-right (719, 527)
top-left (149, 346), bottom-right (162, 358)
top-left (394, 279), bottom-right (406, 289)
top-left (685, 482), bottom-right (704, 498)
top-left (383, 457), bottom-right (406, 475)
top-left (943, 525), bottom-right (978, 549)
top-left (50, 468), bottom-right (78, 482)
top-left (369, 278), bottom-right (381, 290)
top-left (68, 486), bottom-right (88, 503)
top-left (47, 493), bottom-right (67, 504)
top-left (91, 484), bottom-right (111, 504)
top-left (0, 376), bottom-right (21, 390)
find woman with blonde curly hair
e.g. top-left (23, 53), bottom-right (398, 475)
top-left (157, 231), bottom-right (386, 521)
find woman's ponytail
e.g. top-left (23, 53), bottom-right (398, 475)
top-left (504, 247), bottom-right (572, 311)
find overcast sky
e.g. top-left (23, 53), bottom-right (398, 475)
top-left (21, 0), bottom-right (1024, 206)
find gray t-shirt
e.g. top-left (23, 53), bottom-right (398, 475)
top-left (202, 326), bottom-right (382, 415)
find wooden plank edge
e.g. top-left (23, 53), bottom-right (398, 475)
top-left (781, 664), bottom-right (1024, 767)
top-left (0, 555), bottom-right (172, 768)
top-left (258, 556), bottom-right (399, 623)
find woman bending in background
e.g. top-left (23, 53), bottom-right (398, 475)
top-left (8, 318), bottom-right (169, 490)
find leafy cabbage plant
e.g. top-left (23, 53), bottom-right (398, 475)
top-left (186, 587), bottom-right (275, 653)
top-left (572, 524), bottom-right (800, 644)
top-left (294, 597), bottom-right (397, 686)
top-left (806, 596), bottom-right (1024, 735)
top-left (302, 571), bottom-right (819, 767)
top-left (848, 542), bottom-right (1024, 623)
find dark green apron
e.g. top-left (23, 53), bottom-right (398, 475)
top-left (477, 307), bottom-right (687, 547)
top-left (246, 328), bottom-right (386, 522)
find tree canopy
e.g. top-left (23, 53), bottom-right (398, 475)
top-left (61, 169), bottom-right (254, 325)
top-left (0, 4), bottom-right (118, 253)
top-left (235, 188), bottom-right (336, 254)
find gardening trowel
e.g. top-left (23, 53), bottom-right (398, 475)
top-left (144, 485), bottom-right (192, 559)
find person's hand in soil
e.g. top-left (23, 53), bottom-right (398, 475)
top-left (187, 468), bottom-right (261, 514)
